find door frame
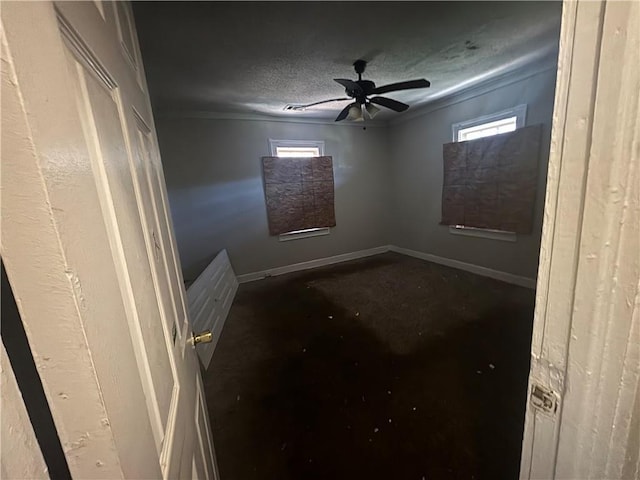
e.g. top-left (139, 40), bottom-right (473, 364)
top-left (3, 0), bottom-right (637, 478)
top-left (520, 0), bottom-right (639, 478)
top-left (1, 342), bottom-right (49, 479)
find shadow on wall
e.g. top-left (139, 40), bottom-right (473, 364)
top-left (176, 169), bottom-right (364, 285)
top-left (169, 178), bottom-right (265, 283)
top-left (157, 119), bottom-right (391, 282)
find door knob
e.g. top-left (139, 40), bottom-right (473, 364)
top-left (192, 330), bottom-right (213, 345)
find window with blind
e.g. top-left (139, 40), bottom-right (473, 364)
top-left (262, 140), bottom-right (335, 237)
top-left (441, 122), bottom-right (542, 234)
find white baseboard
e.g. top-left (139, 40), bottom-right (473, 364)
top-left (237, 244), bottom-right (536, 289)
top-left (236, 246), bottom-right (391, 283)
top-left (389, 245), bottom-right (536, 289)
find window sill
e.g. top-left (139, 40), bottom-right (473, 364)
top-left (279, 228), bottom-right (330, 242)
top-left (448, 225), bottom-right (516, 242)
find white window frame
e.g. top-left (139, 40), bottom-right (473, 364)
top-left (278, 227), bottom-right (330, 242)
top-left (269, 139), bottom-right (325, 157)
top-left (448, 225), bottom-right (516, 242)
top-left (448, 105), bottom-right (527, 241)
top-left (452, 104), bottom-right (527, 142)
top-left (267, 139), bottom-right (330, 241)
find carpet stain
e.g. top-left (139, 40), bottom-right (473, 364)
top-left (204, 253), bottom-right (535, 480)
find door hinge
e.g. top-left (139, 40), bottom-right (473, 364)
top-left (530, 383), bottom-right (559, 415)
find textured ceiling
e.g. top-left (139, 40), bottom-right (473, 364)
top-left (133, 1), bottom-right (561, 121)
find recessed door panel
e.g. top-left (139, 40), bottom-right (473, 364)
top-left (64, 45), bottom-right (176, 451)
top-left (137, 130), bottom-right (192, 345)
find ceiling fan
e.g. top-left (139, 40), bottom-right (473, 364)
top-left (288, 59), bottom-right (430, 122)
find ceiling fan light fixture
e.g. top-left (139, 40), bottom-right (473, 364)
top-left (365, 103), bottom-right (381, 119)
top-left (347, 104), bottom-right (364, 121)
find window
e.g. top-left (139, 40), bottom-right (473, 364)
top-left (457, 116), bottom-right (518, 141)
top-left (269, 139), bottom-right (324, 157)
top-left (274, 146), bottom-right (320, 158)
top-left (445, 105), bottom-right (532, 241)
top-left (264, 140), bottom-right (333, 241)
top-left (452, 104), bottom-right (526, 142)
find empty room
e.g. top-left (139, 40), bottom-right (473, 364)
top-left (134, 2), bottom-right (558, 478)
top-left (2, 2), bottom-right (638, 480)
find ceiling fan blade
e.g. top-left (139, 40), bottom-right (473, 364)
top-left (288, 97), bottom-right (350, 110)
top-left (335, 102), bottom-right (357, 122)
top-left (334, 78), bottom-right (363, 96)
top-left (371, 79), bottom-right (430, 95)
top-left (369, 96), bottom-right (410, 112)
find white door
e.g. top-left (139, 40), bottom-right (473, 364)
top-left (1, 2), bottom-right (218, 478)
top-left (187, 249), bottom-right (238, 369)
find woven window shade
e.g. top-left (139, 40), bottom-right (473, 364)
top-left (441, 124), bottom-right (542, 233)
top-left (262, 156), bottom-right (336, 235)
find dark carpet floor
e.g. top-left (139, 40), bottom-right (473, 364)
top-left (203, 252), bottom-right (535, 480)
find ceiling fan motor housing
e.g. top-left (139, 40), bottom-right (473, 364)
top-left (345, 84), bottom-right (376, 103)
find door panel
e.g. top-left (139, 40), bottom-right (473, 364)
top-left (187, 249), bottom-right (238, 368)
top-left (150, 157), bottom-right (192, 345)
top-left (65, 47), bottom-right (178, 452)
top-left (133, 121), bottom-right (189, 346)
top-left (1, 2), bottom-right (217, 478)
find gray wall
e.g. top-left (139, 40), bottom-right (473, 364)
top-left (388, 67), bottom-right (557, 279)
top-left (156, 67), bottom-right (556, 282)
top-left (156, 118), bottom-right (392, 280)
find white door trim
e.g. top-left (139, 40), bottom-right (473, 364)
top-left (520, 1), bottom-right (640, 478)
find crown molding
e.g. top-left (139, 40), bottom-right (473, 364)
top-left (154, 109), bottom-right (387, 127)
